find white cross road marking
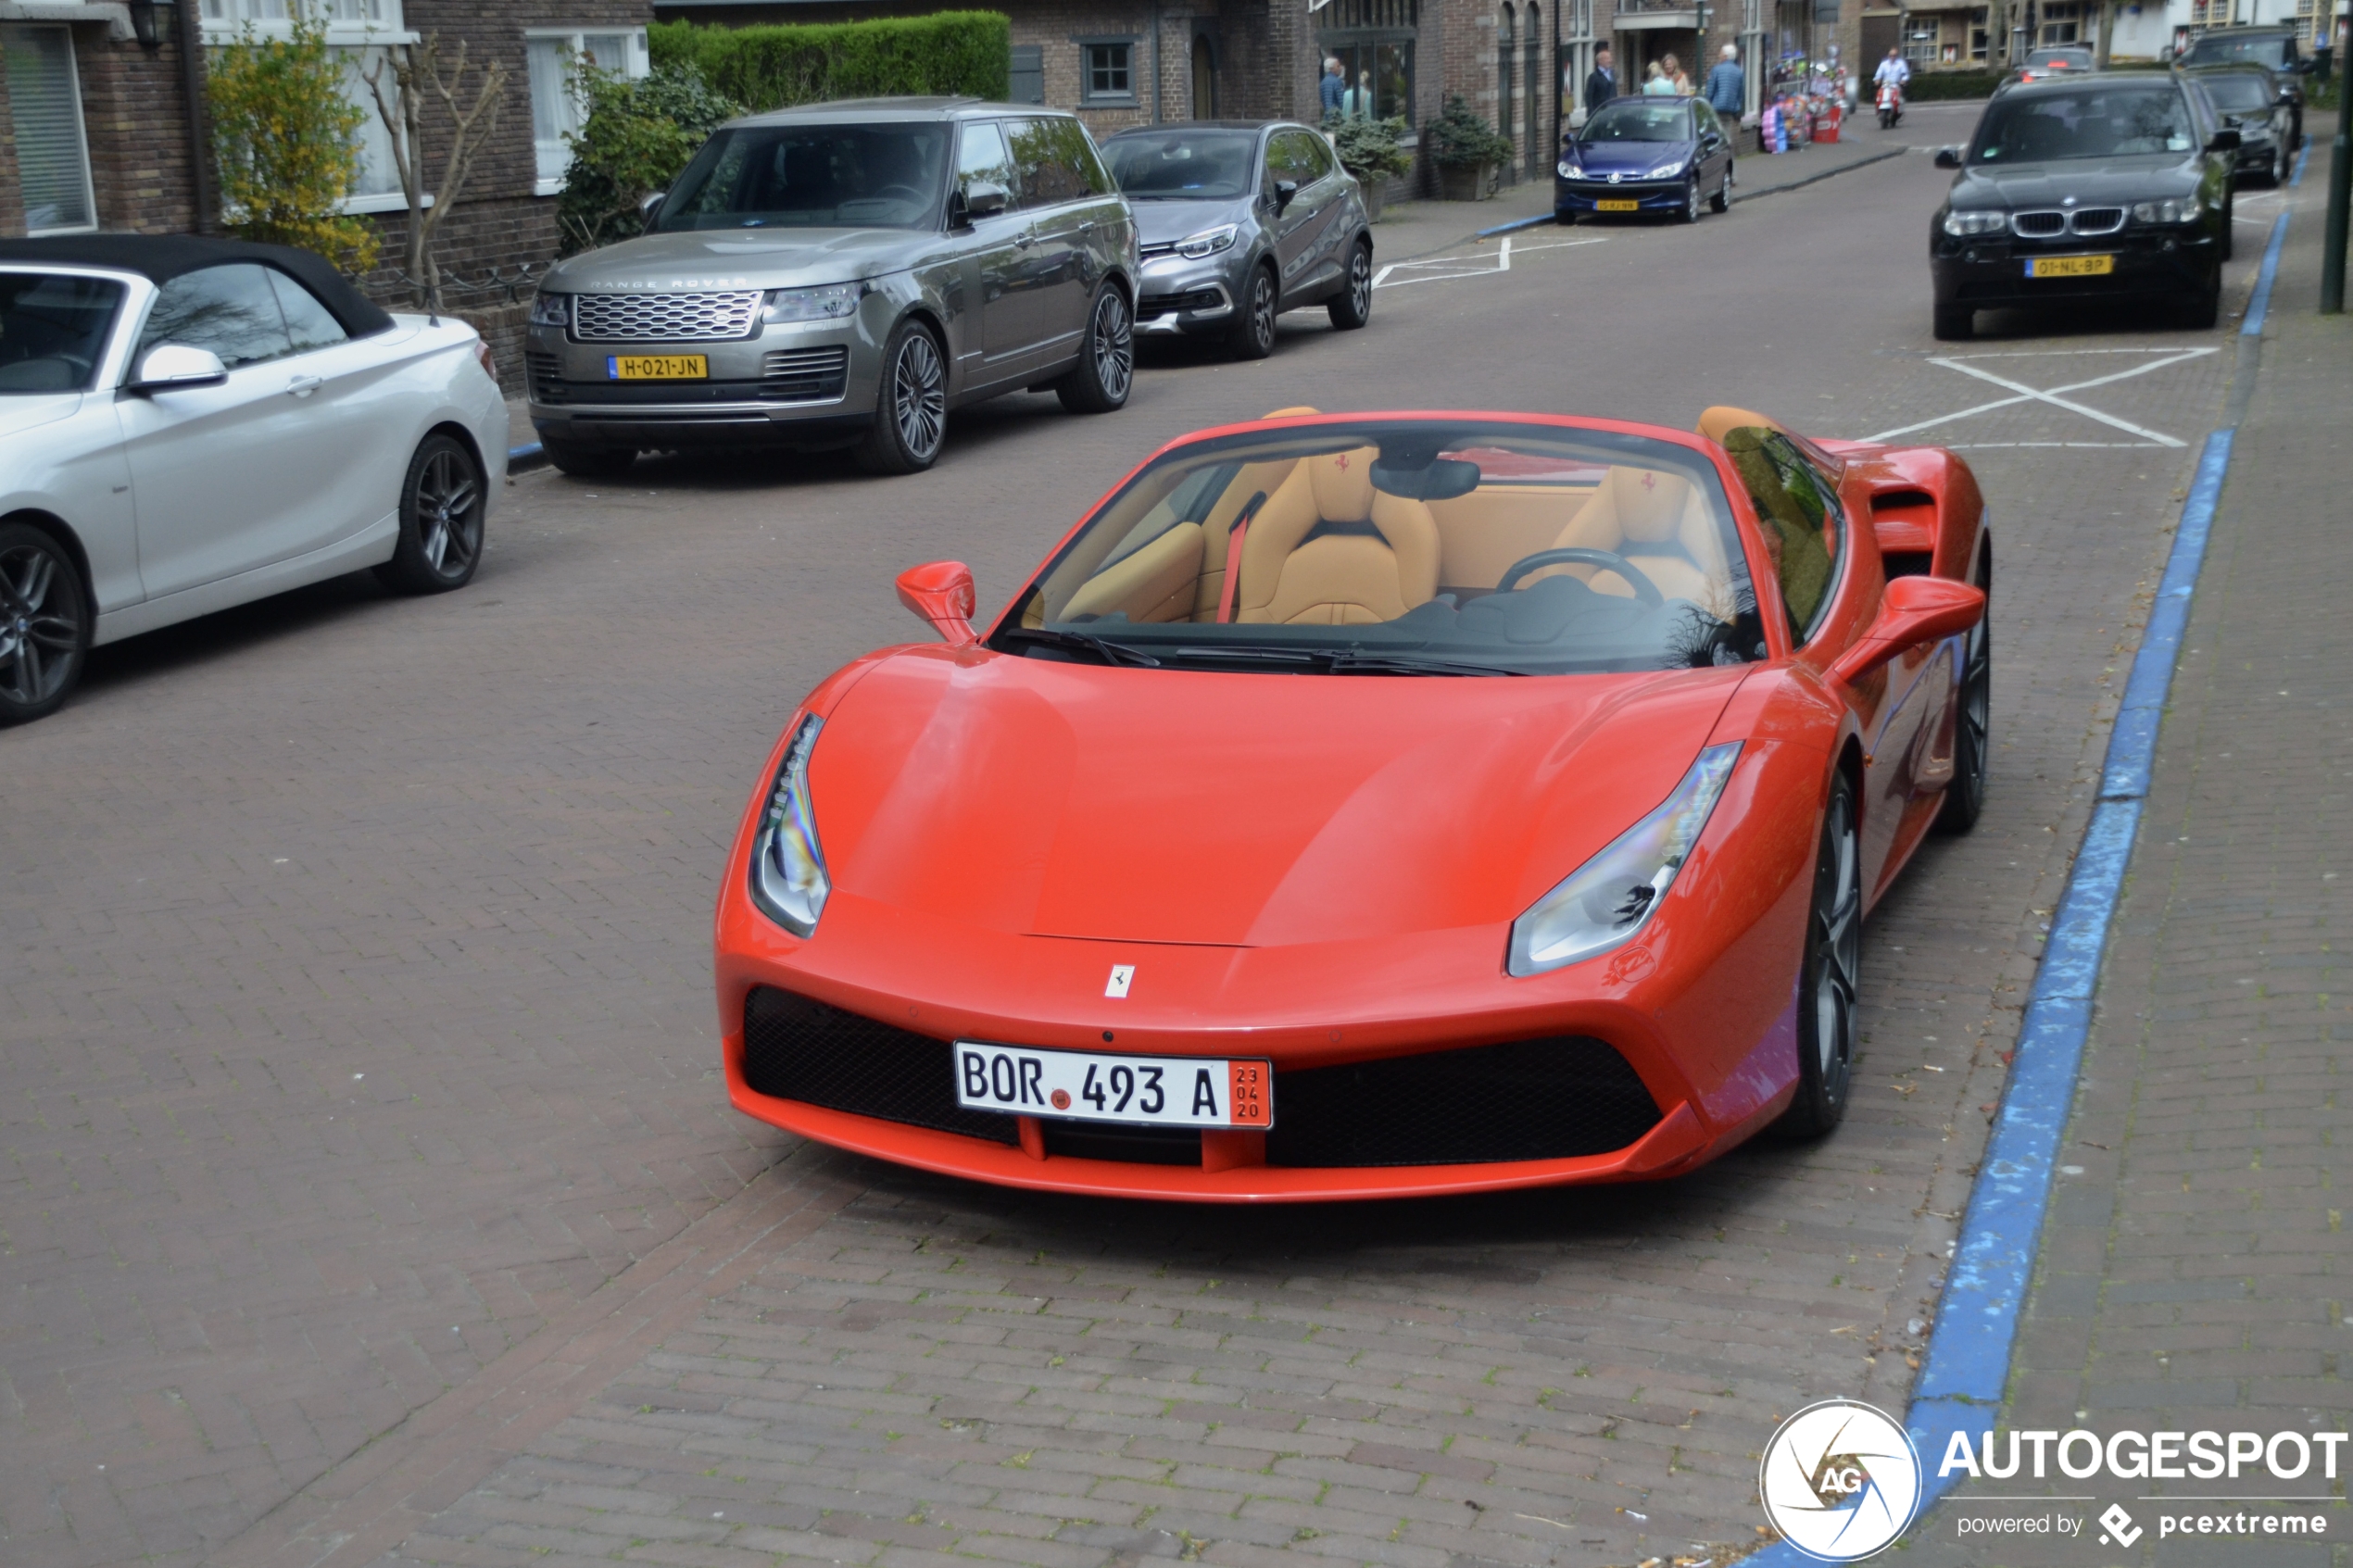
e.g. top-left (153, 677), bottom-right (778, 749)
top-left (1865, 346), bottom-right (2218, 448)
top-left (1373, 235), bottom-right (1606, 289)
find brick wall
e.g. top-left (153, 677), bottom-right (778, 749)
top-left (79, 28), bottom-right (205, 232)
top-left (0, 35), bottom-right (22, 237)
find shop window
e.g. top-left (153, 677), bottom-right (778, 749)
top-left (2, 25), bottom-right (94, 233)
top-left (2039, 2), bottom-right (2082, 43)
top-left (1322, 0), bottom-right (1419, 124)
top-left (1082, 40), bottom-right (1135, 103)
top-left (527, 29), bottom-right (651, 194)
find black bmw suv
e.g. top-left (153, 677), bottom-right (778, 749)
top-left (1930, 74), bottom-right (2238, 340)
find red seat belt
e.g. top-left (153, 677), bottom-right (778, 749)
top-left (1216, 492), bottom-right (1266, 624)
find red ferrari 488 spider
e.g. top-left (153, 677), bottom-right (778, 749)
top-left (713, 406), bottom-right (1989, 1200)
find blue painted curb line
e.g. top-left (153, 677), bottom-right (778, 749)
top-left (510, 440), bottom-right (547, 472)
top-left (2292, 140), bottom-right (2311, 186)
top-left (2243, 212), bottom-right (2291, 336)
top-left (1473, 212), bottom-right (1561, 237)
top-left (1738, 325), bottom-right (2254, 1567)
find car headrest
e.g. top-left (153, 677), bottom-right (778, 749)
top-left (1263, 405), bottom-right (1321, 418)
top-left (1308, 446), bottom-right (1378, 521)
top-left (1610, 465), bottom-right (1692, 545)
top-left (1696, 405), bottom-right (1782, 444)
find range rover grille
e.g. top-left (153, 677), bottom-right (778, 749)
top-left (573, 290), bottom-right (763, 343)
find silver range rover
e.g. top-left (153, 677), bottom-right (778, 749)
top-left (525, 97), bottom-right (1139, 477)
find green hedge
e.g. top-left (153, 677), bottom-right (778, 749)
top-left (1906, 69), bottom-right (2002, 100)
top-left (648, 14), bottom-right (1011, 113)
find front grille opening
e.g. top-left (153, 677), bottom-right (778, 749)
top-left (574, 290), bottom-right (763, 343)
top-left (740, 986), bottom-right (1017, 1144)
top-left (1039, 1122), bottom-right (1202, 1164)
top-left (1266, 1037), bottom-right (1661, 1167)
top-left (2070, 207), bottom-right (2125, 235)
top-left (761, 345), bottom-right (850, 402)
top-left (1883, 550), bottom-right (1933, 580)
top-left (2011, 211), bottom-right (2066, 237)
top-left (1139, 287), bottom-right (1227, 315)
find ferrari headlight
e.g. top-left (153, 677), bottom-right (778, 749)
top-left (1507, 743), bottom-right (1742, 977)
top-left (2131, 198), bottom-right (2193, 224)
top-left (1942, 209), bottom-right (2008, 237)
top-left (761, 283), bottom-right (860, 324)
top-left (749, 714), bottom-right (830, 936)
top-left (528, 291), bottom-right (571, 328)
top-left (1176, 224), bottom-right (1238, 259)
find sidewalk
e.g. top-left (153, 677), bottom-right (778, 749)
top-left (1902, 147), bottom-right (2353, 1562)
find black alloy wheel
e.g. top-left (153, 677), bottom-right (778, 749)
top-left (541, 438), bottom-right (635, 479)
top-left (0, 521), bottom-right (89, 726)
top-left (1709, 166), bottom-right (1732, 213)
top-left (857, 319), bottom-right (948, 474)
top-left (1680, 176), bottom-right (1704, 224)
top-left (1229, 265), bottom-right (1278, 360)
top-left (377, 434), bottom-right (485, 594)
top-left (1934, 550), bottom-right (1993, 834)
top-left (1777, 771), bottom-right (1861, 1136)
top-left (1056, 282), bottom-right (1135, 414)
top-left (1328, 241), bottom-right (1374, 330)
top-left (1933, 303), bottom-right (1974, 342)
top-left (2183, 266), bottom-right (2223, 330)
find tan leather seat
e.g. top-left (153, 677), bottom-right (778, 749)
top-left (1533, 464), bottom-right (1734, 619)
top-left (1231, 447), bottom-right (1441, 625)
top-left (1059, 521), bottom-right (1205, 622)
top-left (1696, 404), bottom-right (1783, 444)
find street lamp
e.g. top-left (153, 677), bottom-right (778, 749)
top-left (127, 0), bottom-right (162, 48)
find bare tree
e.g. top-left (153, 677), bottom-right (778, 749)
top-left (364, 35), bottom-right (509, 312)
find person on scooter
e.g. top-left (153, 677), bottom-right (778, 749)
top-left (1873, 46), bottom-right (1910, 125)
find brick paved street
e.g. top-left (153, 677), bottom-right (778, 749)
top-left (1899, 139), bottom-right (2352, 1568)
top-left (0, 102), bottom-right (2275, 1568)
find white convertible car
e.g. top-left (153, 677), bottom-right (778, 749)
top-left (0, 235), bottom-right (510, 725)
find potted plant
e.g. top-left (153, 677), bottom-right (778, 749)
top-left (1326, 114), bottom-right (1412, 220)
top-left (1426, 94), bottom-right (1514, 200)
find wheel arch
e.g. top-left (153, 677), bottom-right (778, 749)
top-left (0, 508), bottom-right (97, 625)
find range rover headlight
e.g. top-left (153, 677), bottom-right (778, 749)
top-left (1507, 743), bottom-right (1742, 977)
top-left (761, 283), bottom-right (860, 324)
top-left (1176, 224), bottom-right (1239, 259)
top-left (528, 291), bottom-right (571, 328)
top-left (749, 714), bottom-right (830, 936)
top-left (2131, 198), bottom-right (2194, 224)
top-left (1942, 209), bottom-right (2008, 236)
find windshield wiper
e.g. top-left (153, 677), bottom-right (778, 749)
top-left (1164, 645), bottom-right (1522, 676)
top-left (997, 627), bottom-right (1162, 667)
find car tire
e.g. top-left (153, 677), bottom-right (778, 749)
top-left (1327, 240), bottom-right (1373, 330)
top-left (1228, 265), bottom-right (1278, 360)
top-left (1680, 176), bottom-right (1703, 223)
top-left (375, 433), bottom-right (486, 595)
top-left (1055, 282), bottom-right (1135, 415)
top-left (2182, 269), bottom-right (2222, 330)
top-left (1775, 771), bottom-right (1860, 1138)
top-left (541, 438), bottom-right (635, 480)
top-left (1932, 304), bottom-right (1974, 341)
top-left (2221, 196), bottom-right (2236, 261)
top-left (2272, 141), bottom-right (2291, 186)
top-left (1934, 549), bottom-right (1992, 835)
top-left (1709, 166), bottom-right (1732, 213)
top-left (856, 318), bottom-right (949, 474)
top-left (0, 521), bottom-right (89, 726)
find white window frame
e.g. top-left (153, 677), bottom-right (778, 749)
top-left (4, 23), bottom-right (100, 235)
top-left (200, 0), bottom-right (418, 212)
top-left (524, 27), bottom-right (652, 196)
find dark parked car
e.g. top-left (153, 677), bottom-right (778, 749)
top-left (2184, 64), bottom-right (2296, 185)
top-left (2176, 25), bottom-right (2307, 147)
top-left (2009, 44), bottom-right (2097, 86)
top-left (1930, 74), bottom-right (2238, 339)
top-left (1101, 120), bottom-right (1373, 361)
top-left (1555, 97), bottom-right (1737, 224)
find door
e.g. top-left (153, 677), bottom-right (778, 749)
top-left (951, 120), bottom-right (1037, 377)
top-left (1265, 130), bottom-right (1346, 304)
top-left (1191, 34), bottom-right (1217, 119)
top-left (1693, 100), bottom-right (1731, 192)
top-left (1006, 116), bottom-right (1107, 364)
top-left (117, 262), bottom-right (376, 598)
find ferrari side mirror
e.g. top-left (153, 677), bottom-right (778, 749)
top-left (1826, 574), bottom-right (1984, 687)
top-left (896, 559), bottom-right (979, 646)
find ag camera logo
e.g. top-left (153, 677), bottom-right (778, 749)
top-left (1759, 1399), bottom-right (1923, 1562)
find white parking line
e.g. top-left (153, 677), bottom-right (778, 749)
top-left (1866, 346), bottom-right (2218, 447)
top-left (1373, 235), bottom-right (1606, 289)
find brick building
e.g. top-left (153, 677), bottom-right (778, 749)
top-left (0, 1), bottom-right (210, 240)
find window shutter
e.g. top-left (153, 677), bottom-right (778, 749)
top-left (4, 26), bottom-right (95, 233)
top-left (1010, 44), bottom-right (1044, 104)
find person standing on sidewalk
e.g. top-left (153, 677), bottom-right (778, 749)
top-left (1320, 57), bottom-right (1347, 119)
top-left (1705, 44), bottom-right (1747, 127)
top-left (1583, 44), bottom-right (1619, 113)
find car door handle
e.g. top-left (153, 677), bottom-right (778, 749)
top-left (286, 374), bottom-right (323, 397)
top-left (1078, 220), bottom-right (1096, 233)
top-left (1015, 232), bottom-right (1035, 248)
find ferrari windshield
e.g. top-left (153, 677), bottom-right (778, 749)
top-left (998, 420), bottom-right (1765, 676)
top-left (654, 123), bottom-right (949, 230)
top-left (1970, 87), bottom-right (2195, 161)
top-left (1579, 104), bottom-right (1693, 142)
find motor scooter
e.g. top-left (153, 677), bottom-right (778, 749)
top-left (1877, 80), bottom-right (1904, 128)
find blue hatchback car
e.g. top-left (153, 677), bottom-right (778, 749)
top-left (1556, 97), bottom-right (1737, 223)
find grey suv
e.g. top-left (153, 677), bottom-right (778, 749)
top-left (526, 98), bottom-right (1139, 477)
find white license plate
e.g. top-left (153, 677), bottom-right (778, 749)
top-left (953, 1043), bottom-right (1273, 1129)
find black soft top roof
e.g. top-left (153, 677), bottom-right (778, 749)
top-left (0, 233), bottom-right (395, 338)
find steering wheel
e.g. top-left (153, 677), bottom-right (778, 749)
top-left (873, 184), bottom-right (928, 206)
top-left (1494, 546), bottom-right (1667, 608)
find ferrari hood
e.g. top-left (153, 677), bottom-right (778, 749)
top-left (808, 649), bottom-right (1746, 948)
